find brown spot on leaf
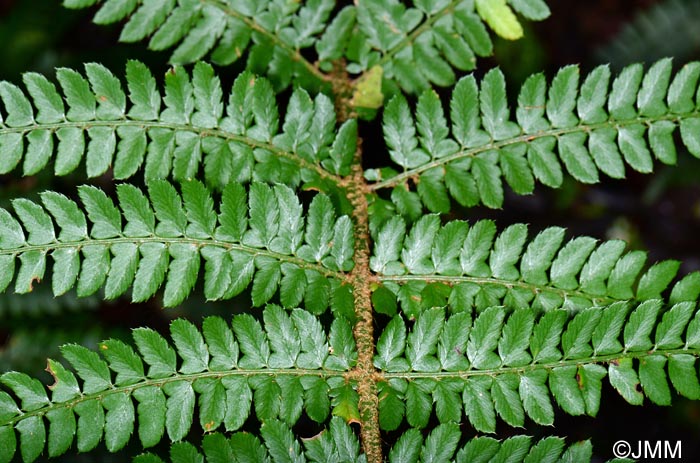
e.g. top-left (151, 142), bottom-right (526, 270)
top-left (45, 361), bottom-right (58, 390)
top-left (27, 276), bottom-right (41, 292)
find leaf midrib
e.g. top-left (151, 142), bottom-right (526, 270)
top-left (6, 346), bottom-right (699, 428)
top-left (380, 274), bottom-right (617, 307)
top-left (0, 119), bottom-right (341, 184)
top-left (202, 0), bottom-right (329, 84)
top-left (383, 346), bottom-right (700, 379)
top-left (1, 367), bottom-right (347, 428)
top-left (0, 235), bottom-right (343, 280)
top-left (370, 112), bottom-right (700, 190)
top-left (375, 0), bottom-right (463, 68)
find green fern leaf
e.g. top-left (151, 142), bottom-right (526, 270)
top-left (0, 180), bottom-right (352, 311)
top-left (6, 3), bottom-right (700, 463)
top-left (0, 308), bottom-right (351, 460)
top-left (64, 0), bottom-right (550, 97)
top-left (368, 300), bottom-right (700, 434)
top-left (372, 59), bottom-right (700, 212)
top-left (0, 63), bottom-right (350, 191)
top-left (375, 216), bottom-right (695, 314)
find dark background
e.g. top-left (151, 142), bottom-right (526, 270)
top-left (0, 0), bottom-right (699, 461)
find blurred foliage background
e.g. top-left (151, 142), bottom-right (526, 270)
top-left (1, 0), bottom-right (700, 460)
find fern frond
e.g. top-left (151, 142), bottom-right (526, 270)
top-left (374, 302), bottom-right (700, 433)
top-left (62, 0), bottom-right (333, 89)
top-left (133, 417), bottom-right (364, 463)
top-left (371, 59), bottom-right (700, 212)
top-left (0, 180), bottom-right (354, 312)
top-left (0, 308), bottom-right (356, 462)
top-left (392, 430), bottom-right (594, 463)
top-left (0, 61), bottom-right (353, 189)
top-left (134, 422), bottom-right (594, 463)
top-left (371, 215), bottom-right (697, 316)
top-left (62, 1), bottom-right (551, 96)
top-left (357, 0), bottom-right (550, 94)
